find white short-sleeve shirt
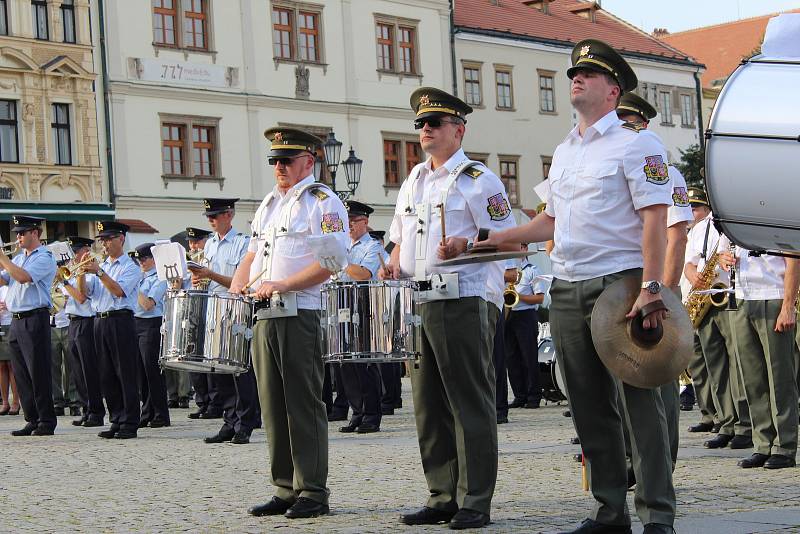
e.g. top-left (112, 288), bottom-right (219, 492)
top-left (667, 165), bottom-right (693, 228)
top-left (544, 110), bottom-right (672, 282)
top-left (685, 212), bottom-right (730, 286)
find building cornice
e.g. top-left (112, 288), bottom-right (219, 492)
top-left (108, 81), bottom-right (415, 120)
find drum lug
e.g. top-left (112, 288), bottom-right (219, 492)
top-left (381, 311), bottom-right (389, 324)
top-left (352, 312), bottom-right (360, 325)
top-left (337, 308), bottom-right (351, 323)
top-left (244, 328), bottom-right (253, 340)
top-left (181, 319), bottom-right (188, 329)
top-left (405, 313), bottom-right (421, 327)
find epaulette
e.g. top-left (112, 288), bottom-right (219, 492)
top-left (621, 122), bottom-right (643, 133)
top-left (310, 187), bottom-right (329, 201)
top-left (463, 163), bottom-right (484, 179)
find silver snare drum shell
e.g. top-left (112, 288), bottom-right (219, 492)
top-left (706, 56), bottom-right (800, 253)
top-left (160, 290), bottom-right (254, 374)
top-left (321, 280), bottom-right (420, 363)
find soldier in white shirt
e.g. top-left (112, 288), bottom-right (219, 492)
top-left (232, 127), bottom-right (347, 520)
top-left (481, 40), bottom-right (676, 534)
top-left (720, 245), bottom-right (800, 469)
top-left (381, 87), bottom-right (516, 529)
top-left (616, 92), bottom-right (694, 471)
top-left (684, 210), bottom-right (752, 450)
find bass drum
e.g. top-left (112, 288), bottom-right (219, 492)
top-left (706, 55), bottom-right (800, 253)
top-left (538, 336), bottom-right (566, 403)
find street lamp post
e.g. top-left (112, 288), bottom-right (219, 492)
top-left (321, 130), bottom-right (363, 200)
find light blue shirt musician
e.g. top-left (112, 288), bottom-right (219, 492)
top-left (135, 267), bottom-right (167, 319)
top-left (342, 232), bottom-right (385, 283)
top-left (88, 253), bottom-right (141, 313)
top-left (513, 260), bottom-right (547, 312)
top-left (0, 243), bottom-right (56, 313)
top-left (188, 198), bottom-right (249, 295)
top-left (64, 273), bottom-right (96, 318)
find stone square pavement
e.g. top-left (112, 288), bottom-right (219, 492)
top-left (2, 379), bottom-right (800, 533)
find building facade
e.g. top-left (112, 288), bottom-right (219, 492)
top-left (453, 0), bottom-right (705, 215)
top-left (99, 0), bottom-right (452, 242)
top-left (0, 0), bottom-right (106, 242)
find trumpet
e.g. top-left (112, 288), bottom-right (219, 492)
top-left (55, 253), bottom-right (104, 282)
top-left (187, 249), bottom-right (211, 290)
top-left (503, 269), bottom-right (523, 310)
top-left (0, 243), bottom-right (19, 255)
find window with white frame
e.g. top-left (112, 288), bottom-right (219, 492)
top-left (659, 90), bottom-right (672, 125)
top-left (680, 94), bottom-right (694, 126)
top-left (538, 71), bottom-right (555, 113)
top-left (152, 0), bottom-right (211, 51)
top-left (0, 100), bottom-right (18, 163)
top-left (61, 0), bottom-right (76, 43)
top-left (463, 63), bottom-right (482, 106)
top-left (51, 103), bottom-right (72, 165)
top-left (32, 0), bottom-right (48, 40)
top-left (374, 16), bottom-right (419, 75)
top-left (271, 3), bottom-right (324, 63)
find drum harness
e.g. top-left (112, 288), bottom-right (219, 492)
top-left (252, 181), bottom-right (330, 320)
top-left (405, 157), bottom-right (480, 302)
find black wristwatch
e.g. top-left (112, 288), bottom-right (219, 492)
top-left (641, 280), bottom-right (663, 294)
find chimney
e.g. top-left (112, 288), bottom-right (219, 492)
top-left (652, 28), bottom-right (670, 38)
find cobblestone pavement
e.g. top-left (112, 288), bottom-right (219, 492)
top-left (2, 379), bottom-right (800, 533)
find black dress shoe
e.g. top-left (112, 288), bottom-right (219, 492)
top-left (712, 422), bottom-right (721, 433)
top-left (687, 421), bottom-right (714, 433)
top-left (643, 524), bottom-right (674, 534)
top-left (401, 507), bottom-right (456, 525)
top-left (704, 434), bottom-right (733, 448)
top-left (737, 453), bottom-right (769, 468)
top-left (11, 423), bottom-right (37, 436)
top-left (54, 407), bottom-right (65, 416)
top-left (83, 419), bottom-right (104, 427)
top-left (115, 430), bottom-right (137, 439)
top-left (508, 399), bottom-right (526, 409)
top-left (72, 418), bottom-right (86, 426)
top-left (199, 411), bottom-right (223, 420)
top-left (178, 398), bottom-right (190, 409)
top-left (69, 406), bottom-right (82, 416)
top-left (231, 431), bottom-right (251, 444)
top-left (563, 410), bottom-right (571, 417)
top-left (497, 415), bottom-right (508, 424)
top-left (248, 496), bottom-right (292, 516)
top-left (558, 518), bottom-right (632, 534)
top-left (570, 436), bottom-right (581, 445)
top-left (449, 508), bottom-right (490, 530)
top-left (679, 403), bottom-right (693, 411)
top-left (327, 413), bottom-right (348, 422)
top-left (149, 420), bottom-right (171, 428)
top-left (188, 409), bottom-right (205, 419)
top-left (524, 401), bottom-right (540, 409)
top-left (764, 454), bottom-right (796, 469)
top-left (284, 497), bottom-right (329, 519)
top-left (728, 435), bottom-right (753, 449)
top-left (167, 399), bottom-right (179, 409)
top-left (98, 428), bottom-right (118, 439)
top-left (356, 423), bottom-right (380, 434)
top-left (204, 431), bottom-right (235, 443)
top-left (138, 420), bottom-right (151, 429)
top-left (339, 423), bottom-right (359, 433)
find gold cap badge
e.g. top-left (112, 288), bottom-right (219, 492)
top-left (580, 45), bottom-right (590, 57)
top-left (12, 217), bottom-right (19, 225)
top-left (274, 132), bottom-right (284, 143)
top-left (97, 222), bottom-right (104, 232)
top-left (203, 200), bottom-right (211, 209)
top-left (419, 95), bottom-right (430, 107)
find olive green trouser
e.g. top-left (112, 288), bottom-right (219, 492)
top-left (251, 310), bottom-right (329, 504)
top-left (688, 333), bottom-right (717, 426)
top-left (730, 299), bottom-right (798, 457)
top-left (696, 306), bottom-right (751, 437)
top-left (165, 370), bottom-right (191, 400)
top-left (550, 270), bottom-right (675, 527)
top-left (411, 296), bottom-right (497, 515)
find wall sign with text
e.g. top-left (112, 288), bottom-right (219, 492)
top-left (131, 58), bottom-right (239, 89)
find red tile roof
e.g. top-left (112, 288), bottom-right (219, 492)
top-left (117, 219), bottom-right (159, 234)
top-left (454, 0), bottom-right (697, 64)
top-left (658, 9), bottom-right (800, 88)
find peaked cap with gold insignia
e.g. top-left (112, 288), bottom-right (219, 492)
top-left (617, 92), bottom-right (657, 121)
top-left (263, 127), bottom-right (322, 158)
top-left (410, 87), bottom-right (473, 122)
top-left (95, 221), bottom-right (130, 238)
top-left (687, 187), bottom-right (709, 207)
top-left (11, 215), bottom-right (45, 232)
top-left (202, 198), bottom-right (238, 216)
top-left (186, 227), bottom-right (212, 240)
top-left (567, 39), bottom-right (637, 93)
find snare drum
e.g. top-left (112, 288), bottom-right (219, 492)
top-left (160, 290), bottom-right (254, 374)
top-left (321, 280), bottom-right (420, 363)
top-left (706, 55), bottom-right (800, 252)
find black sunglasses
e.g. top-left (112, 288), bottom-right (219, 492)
top-left (413, 117), bottom-right (460, 130)
top-left (268, 155), bottom-right (309, 166)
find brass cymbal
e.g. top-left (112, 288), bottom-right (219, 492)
top-left (590, 275), bottom-right (692, 389)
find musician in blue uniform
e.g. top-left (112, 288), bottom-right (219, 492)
top-left (188, 199), bottom-right (260, 445)
top-left (62, 236), bottom-right (105, 427)
top-left (83, 221), bottom-right (142, 439)
top-left (133, 243), bottom-right (170, 428)
top-left (0, 216), bottom-right (57, 436)
top-left (337, 200), bottom-right (386, 434)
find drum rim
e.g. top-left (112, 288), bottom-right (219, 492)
top-left (322, 279), bottom-right (418, 290)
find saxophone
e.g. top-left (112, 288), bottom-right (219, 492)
top-left (684, 250), bottom-right (729, 328)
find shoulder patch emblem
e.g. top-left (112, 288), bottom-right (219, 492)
top-left (464, 167), bottom-right (483, 179)
top-left (621, 122), bottom-right (643, 132)
top-left (321, 212), bottom-right (344, 233)
top-left (672, 186), bottom-right (690, 207)
top-left (486, 193), bottom-right (511, 221)
top-left (643, 155), bottom-right (669, 185)
top-left (310, 188), bottom-right (329, 201)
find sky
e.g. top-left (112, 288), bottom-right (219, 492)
top-left (601, 0), bottom-right (800, 34)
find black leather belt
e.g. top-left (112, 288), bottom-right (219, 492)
top-left (96, 309), bottom-right (133, 319)
top-left (68, 314), bottom-right (94, 321)
top-left (12, 307), bottom-right (48, 320)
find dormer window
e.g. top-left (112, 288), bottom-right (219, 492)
top-left (522, 0), bottom-right (553, 14)
top-left (569, 1), bottom-right (599, 22)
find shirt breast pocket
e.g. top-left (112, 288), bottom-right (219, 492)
top-left (582, 162), bottom-right (619, 210)
top-left (444, 195), bottom-right (468, 230)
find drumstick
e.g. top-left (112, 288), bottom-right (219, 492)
top-left (438, 203), bottom-right (446, 246)
top-left (243, 266), bottom-right (269, 292)
top-left (581, 453), bottom-right (589, 492)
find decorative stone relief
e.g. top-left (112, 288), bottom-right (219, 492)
top-left (295, 64), bottom-right (310, 99)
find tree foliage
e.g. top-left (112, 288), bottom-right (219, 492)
top-left (674, 144), bottom-right (705, 189)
